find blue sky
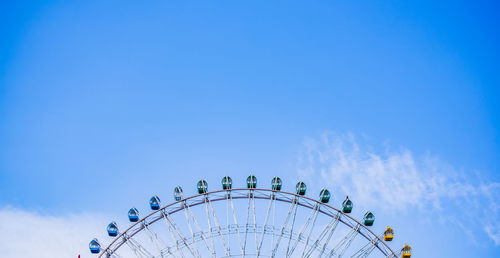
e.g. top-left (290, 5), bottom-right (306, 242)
top-left (0, 0), bottom-right (499, 257)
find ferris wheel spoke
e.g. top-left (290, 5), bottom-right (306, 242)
top-left (125, 233), bottom-right (155, 258)
top-left (162, 210), bottom-right (200, 258)
top-left (327, 224), bottom-right (360, 258)
top-left (124, 240), bottom-right (144, 258)
top-left (185, 201), bottom-right (216, 258)
top-left (337, 225), bottom-right (360, 258)
top-left (287, 204), bottom-right (319, 257)
top-left (182, 204), bottom-right (202, 257)
top-left (300, 205), bottom-right (320, 258)
top-left (252, 192), bottom-right (258, 258)
top-left (388, 250), bottom-right (402, 258)
top-left (103, 250), bottom-right (121, 258)
top-left (103, 248), bottom-right (124, 258)
top-left (207, 195), bottom-right (231, 257)
top-left (305, 212), bottom-right (340, 258)
top-left (271, 193), bottom-right (277, 253)
top-left (161, 212), bottom-right (187, 258)
top-left (285, 200), bottom-right (299, 257)
top-left (271, 197), bottom-right (297, 257)
top-left (143, 223), bottom-right (171, 257)
top-left (243, 192), bottom-right (251, 256)
top-left (204, 197), bottom-right (217, 257)
top-left (257, 192), bottom-right (274, 257)
top-left (229, 192), bottom-right (245, 256)
top-left (226, 194), bottom-right (230, 254)
top-left (350, 236), bottom-right (378, 258)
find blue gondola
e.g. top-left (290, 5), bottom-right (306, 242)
top-left (128, 207), bottom-right (139, 222)
top-left (174, 186), bottom-right (184, 201)
top-left (89, 238), bottom-right (101, 254)
top-left (150, 195), bottom-right (161, 210)
top-left (107, 221), bottom-right (119, 237)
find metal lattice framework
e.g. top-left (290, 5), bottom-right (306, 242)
top-left (91, 184), bottom-right (403, 258)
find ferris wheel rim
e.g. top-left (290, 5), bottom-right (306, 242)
top-left (98, 188), bottom-right (398, 257)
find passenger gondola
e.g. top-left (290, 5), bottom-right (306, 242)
top-left (128, 207), bottom-right (139, 222)
top-left (149, 195), bottom-right (161, 210)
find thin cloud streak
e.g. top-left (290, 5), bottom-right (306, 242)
top-left (297, 131), bottom-right (500, 245)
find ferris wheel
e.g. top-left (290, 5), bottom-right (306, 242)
top-left (88, 175), bottom-right (412, 258)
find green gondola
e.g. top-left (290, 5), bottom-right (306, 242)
top-left (296, 181), bottom-right (307, 195)
top-left (197, 179), bottom-right (208, 194)
top-left (363, 211), bottom-right (375, 226)
top-left (247, 174), bottom-right (257, 189)
top-left (271, 177), bottom-right (282, 191)
top-left (342, 196), bottom-right (353, 213)
top-left (222, 176), bottom-right (232, 190)
top-left (319, 189), bottom-right (330, 203)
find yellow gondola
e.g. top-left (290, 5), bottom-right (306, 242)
top-left (384, 227), bottom-right (394, 241)
top-left (401, 244), bottom-right (412, 258)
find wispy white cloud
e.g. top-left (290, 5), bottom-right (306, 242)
top-left (0, 207), bottom-right (109, 258)
top-left (296, 131), bottom-right (500, 245)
